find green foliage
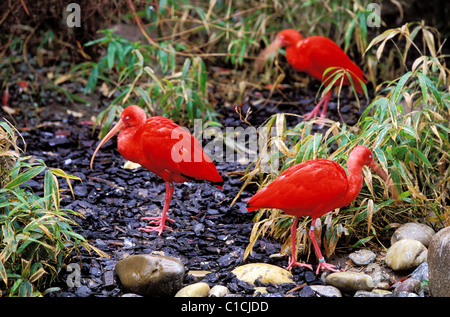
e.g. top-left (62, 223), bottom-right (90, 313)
top-left (75, 0), bottom-right (382, 137)
top-left (318, 66), bottom-right (369, 114)
top-left (0, 122), bottom-right (108, 297)
top-left (77, 28), bottom-right (217, 138)
top-left (0, 121), bottom-right (21, 188)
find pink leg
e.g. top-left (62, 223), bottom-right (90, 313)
top-left (286, 217), bottom-right (313, 271)
top-left (303, 91), bottom-right (332, 121)
top-left (138, 182), bottom-right (176, 236)
top-left (309, 218), bottom-right (342, 274)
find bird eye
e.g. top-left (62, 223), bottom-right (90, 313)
top-left (125, 116), bottom-right (130, 120)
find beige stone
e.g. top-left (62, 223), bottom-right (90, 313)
top-left (391, 222), bottom-right (435, 247)
top-left (326, 272), bottom-right (374, 292)
top-left (115, 254), bottom-right (184, 296)
top-left (209, 285), bottom-right (229, 297)
top-left (175, 282), bottom-right (210, 297)
top-left (232, 263), bottom-right (294, 284)
top-left (310, 285), bottom-right (342, 297)
top-left (385, 239), bottom-right (427, 271)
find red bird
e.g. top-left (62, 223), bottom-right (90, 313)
top-left (247, 145), bottom-right (399, 273)
top-left (256, 29), bottom-right (368, 121)
top-left (90, 105), bottom-right (223, 235)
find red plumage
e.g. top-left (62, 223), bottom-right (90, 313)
top-left (256, 29), bottom-right (368, 120)
top-left (247, 159), bottom-right (349, 217)
top-left (118, 114), bottom-right (222, 186)
top-left (91, 105), bottom-right (223, 235)
top-left (286, 35), bottom-right (367, 93)
top-left (247, 145), bottom-right (398, 273)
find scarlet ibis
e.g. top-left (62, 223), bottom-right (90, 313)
top-left (247, 145), bottom-right (399, 273)
top-left (90, 105), bottom-right (223, 235)
top-left (256, 29), bottom-right (368, 121)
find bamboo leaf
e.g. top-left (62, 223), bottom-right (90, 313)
top-left (0, 261), bottom-right (7, 285)
top-left (391, 71), bottom-right (412, 104)
top-left (4, 166), bottom-right (46, 190)
top-left (422, 28), bottom-right (436, 57)
top-left (417, 72), bottom-right (442, 106)
top-left (44, 170), bottom-right (59, 210)
top-left (352, 236), bottom-right (373, 248)
top-left (411, 148), bottom-right (433, 168)
top-left (107, 41), bottom-right (116, 70)
top-left (85, 65), bottom-right (99, 94)
top-left (30, 267), bottom-right (46, 283)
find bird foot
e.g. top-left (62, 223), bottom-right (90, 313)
top-left (302, 93), bottom-right (331, 127)
top-left (315, 258), bottom-right (343, 274)
top-left (286, 257), bottom-right (313, 271)
top-left (138, 216), bottom-right (175, 236)
top-left (303, 108), bottom-right (328, 125)
top-left (303, 108), bottom-right (321, 121)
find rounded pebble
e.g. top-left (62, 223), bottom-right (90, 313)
top-left (209, 285), bottom-right (230, 297)
top-left (175, 282), bottom-right (210, 297)
top-left (369, 270), bottom-right (393, 289)
top-left (372, 289), bottom-right (392, 296)
top-left (354, 290), bottom-right (383, 297)
top-left (349, 249), bottom-right (376, 265)
top-left (232, 263), bottom-right (294, 284)
top-left (309, 285), bottom-right (342, 297)
top-left (391, 222), bottom-right (435, 247)
top-left (115, 254), bottom-right (185, 296)
top-left (385, 291), bottom-right (419, 297)
top-left (385, 239), bottom-right (427, 271)
top-left (394, 278), bottom-right (421, 294)
top-left (325, 272), bottom-right (374, 292)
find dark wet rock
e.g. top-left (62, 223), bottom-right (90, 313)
top-left (304, 270), bottom-right (316, 284)
top-left (410, 262), bottom-right (428, 282)
top-left (299, 285), bottom-right (316, 297)
top-left (89, 266), bottom-right (102, 277)
top-left (75, 285), bottom-right (92, 297)
top-left (73, 184), bottom-right (88, 197)
top-left (56, 291), bottom-right (77, 297)
top-left (104, 270), bottom-right (115, 288)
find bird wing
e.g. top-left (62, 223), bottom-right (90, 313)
top-left (247, 159), bottom-right (349, 217)
top-left (296, 37), bottom-right (367, 92)
top-left (139, 117), bottom-right (222, 185)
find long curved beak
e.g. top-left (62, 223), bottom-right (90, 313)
top-left (255, 37), bottom-right (283, 72)
top-left (369, 161), bottom-right (401, 202)
top-left (90, 120), bottom-right (125, 169)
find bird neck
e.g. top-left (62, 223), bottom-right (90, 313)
top-left (285, 44), bottom-right (309, 73)
top-left (117, 125), bottom-right (142, 163)
top-left (343, 158), bottom-right (365, 206)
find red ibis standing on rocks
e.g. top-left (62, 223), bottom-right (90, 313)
top-left (256, 29), bottom-right (368, 121)
top-left (90, 105), bottom-right (223, 235)
top-left (247, 145), bottom-right (399, 273)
